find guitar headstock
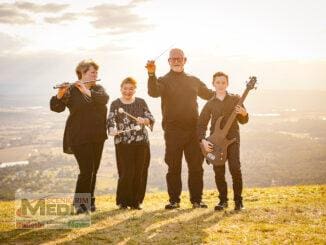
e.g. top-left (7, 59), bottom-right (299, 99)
top-left (246, 76), bottom-right (257, 90)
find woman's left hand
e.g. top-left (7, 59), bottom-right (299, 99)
top-left (235, 105), bottom-right (247, 117)
top-left (75, 81), bottom-right (91, 96)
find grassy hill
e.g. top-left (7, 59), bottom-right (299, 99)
top-left (0, 185), bottom-right (325, 244)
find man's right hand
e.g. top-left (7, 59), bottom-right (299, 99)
top-left (57, 86), bottom-right (69, 99)
top-left (145, 60), bottom-right (156, 74)
top-left (201, 139), bottom-right (214, 153)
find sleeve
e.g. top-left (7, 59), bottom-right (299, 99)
top-left (235, 96), bottom-right (249, 124)
top-left (141, 99), bottom-right (155, 131)
top-left (50, 95), bottom-right (66, 113)
top-left (106, 101), bottom-right (116, 131)
top-left (148, 75), bottom-right (164, 98)
top-left (197, 102), bottom-right (212, 141)
top-left (237, 104), bottom-right (249, 124)
top-left (91, 85), bottom-right (109, 105)
top-left (197, 79), bottom-right (215, 100)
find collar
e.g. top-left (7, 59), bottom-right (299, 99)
top-left (168, 69), bottom-right (186, 76)
top-left (211, 91), bottom-right (230, 102)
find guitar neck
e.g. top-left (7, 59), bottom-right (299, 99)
top-left (221, 88), bottom-right (250, 137)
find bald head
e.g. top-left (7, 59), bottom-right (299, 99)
top-left (168, 48), bottom-right (187, 73)
top-left (169, 48), bottom-right (185, 58)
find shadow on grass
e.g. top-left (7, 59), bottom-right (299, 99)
top-left (0, 208), bottom-right (126, 244)
top-left (0, 206), bottom-right (240, 244)
top-left (65, 208), bottom-right (240, 244)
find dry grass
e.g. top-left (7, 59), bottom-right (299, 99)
top-left (0, 185), bottom-right (325, 244)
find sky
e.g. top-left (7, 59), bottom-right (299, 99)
top-left (0, 0), bottom-right (325, 100)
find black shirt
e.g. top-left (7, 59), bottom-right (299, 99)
top-left (197, 92), bottom-right (249, 141)
top-left (148, 70), bottom-right (214, 131)
top-left (107, 97), bottom-right (155, 145)
top-left (50, 84), bottom-right (109, 154)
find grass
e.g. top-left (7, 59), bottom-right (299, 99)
top-left (0, 185), bottom-right (325, 244)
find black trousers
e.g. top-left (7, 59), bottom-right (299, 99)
top-left (115, 143), bottom-right (148, 207)
top-left (138, 144), bottom-right (150, 204)
top-left (213, 141), bottom-right (243, 202)
top-left (164, 129), bottom-right (204, 204)
top-left (71, 141), bottom-right (104, 205)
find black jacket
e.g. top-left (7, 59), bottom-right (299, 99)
top-left (148, 70), bottom-right (214, 131)
top-left (50, 85), bottom-right (109, 154)
top-left (197, 92), bottom-right (249, 142)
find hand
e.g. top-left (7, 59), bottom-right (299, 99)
top-left (75, 81), bottom-right (91, 96)
top-left (145, 60), bottom-right (156, 74)
top-left (235, 105), bottom-right (247, 117)
top-left (109, 128), bottom-right (120, 136)
top-left (136, 117), bottom-right (148, 125)
top-left (201, 139), bottom-right (214, 153)
top-left (57, 85), bottom-right (69, 99)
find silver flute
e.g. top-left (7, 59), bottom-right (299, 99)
top-left (53, 79), bottom-right (101, 89)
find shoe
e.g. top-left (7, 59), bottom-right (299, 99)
top-left (214, 201), bottom-right (228, 211)
top-left (192, 201), bottom-right (208, 208)
top-left (118, 204), bottom-right (128, 210)
top-left (165, 202), bottom-right (180, 210)
top-left (234, 200), bottom-right (245, 211)
top-left (75, 204), bottom-right (89, 215)
top-left (131, 205), bottom-right (142, 210)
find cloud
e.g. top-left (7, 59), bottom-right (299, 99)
top-left (14, 1), bottom-right (68, 13)
top-left (0, 32), bottom-right (25, 53)
top-left (0, 6), bottom-right (34, 25)
top-left (0, 1), bottom-right (68, 25)
top-left (88, 3), bottom-right (154, 34)
top-left (44, 12), bottom-right (78, 24)
top-left (129, 0), bottom-right (151, 6)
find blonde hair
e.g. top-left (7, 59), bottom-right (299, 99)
top-left (75, 59), bottom-right (99, 79)
top-left (120, 77), bottom-right (137, 88)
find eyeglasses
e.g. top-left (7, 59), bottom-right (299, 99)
top-left (168, 57), bottom-right (184, 63)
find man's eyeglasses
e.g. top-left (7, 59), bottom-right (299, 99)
top-left (168, 57), bottom-right (184, 63)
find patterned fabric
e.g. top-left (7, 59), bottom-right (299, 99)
top-left (107, 97), bottom-right (155, 145)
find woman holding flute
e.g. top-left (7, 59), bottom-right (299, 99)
top-left (50, 59), bottom-right (109, 214)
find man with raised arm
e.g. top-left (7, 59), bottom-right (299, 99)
top-left (146, 48), bottom-right (214, 209)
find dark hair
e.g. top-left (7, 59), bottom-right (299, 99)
top-left (213, 72), bottom-right (229, 83)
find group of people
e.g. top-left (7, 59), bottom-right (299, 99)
top-left (50, 48), bottom-right (249, 214)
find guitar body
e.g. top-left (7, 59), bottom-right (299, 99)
top-left (200, 116), bottom-right (236, 166)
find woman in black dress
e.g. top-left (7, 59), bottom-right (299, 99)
top-left (107, 77), bottom-right (154, 210)
top-left (50, 59), bottom-right (109, 213)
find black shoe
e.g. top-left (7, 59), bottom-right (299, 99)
top-left (234, 201), bottom-right (245, 211)
top-left (192, 202), bottom-right (208, 209)
top-left (75, 204), bottom-right (89, 215)
top-left (165, 202), bottom-right (180, 210)
top-left (118, 204), bottom-right (128, 210)
top-left (131, 205), bottom-right (142, 210)
top-left (214, 201), bottom-right (228, 211)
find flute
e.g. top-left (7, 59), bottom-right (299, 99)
top-left (53, 79), bottom-right (101, 89)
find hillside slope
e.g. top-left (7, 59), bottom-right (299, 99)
top-left (0, 185), bottom-right (325, 244)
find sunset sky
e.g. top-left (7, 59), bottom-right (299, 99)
top-left (0, 0), bottom-right (325, 99)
